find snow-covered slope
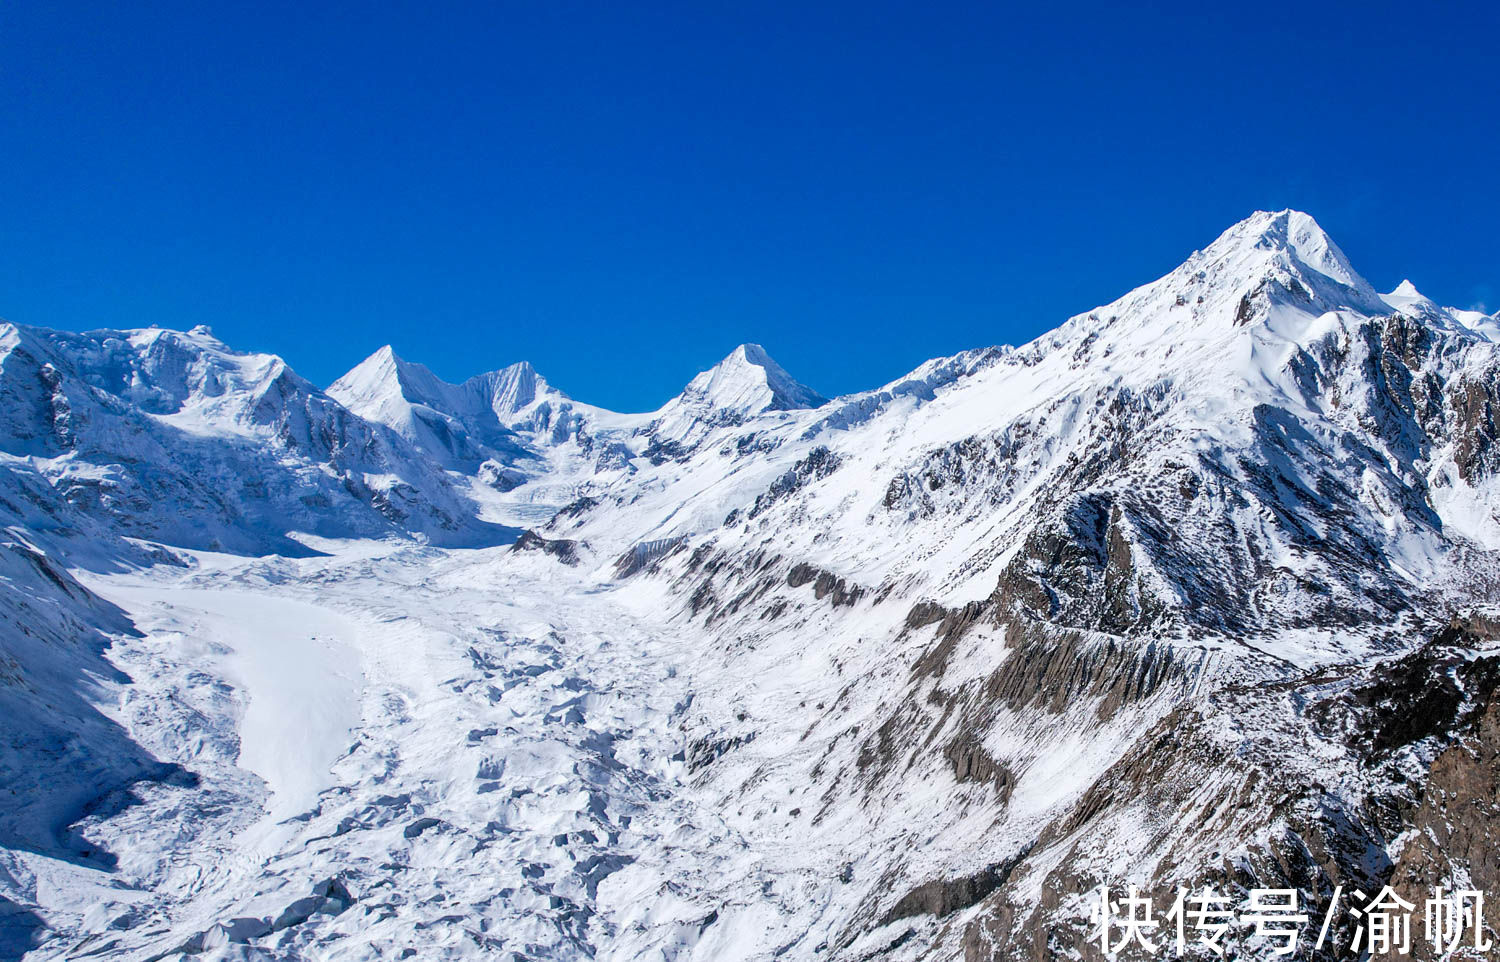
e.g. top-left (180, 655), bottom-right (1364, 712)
top-left (553, 211), bottom-right (1500, 641)
top-left (0, 324), bottom-right (510, 554)
top-left (539, 210), bottom-right (1500, 957)
top-left (2, 211), bottom-right (1499, 962)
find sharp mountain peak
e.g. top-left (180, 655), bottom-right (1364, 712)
top-left (681, 341), bottom-right (827, 414)
top-left (1199, 208), bottom-right (1374, 295)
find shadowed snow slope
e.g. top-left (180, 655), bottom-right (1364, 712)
top-left (2, 211), bottom-right (1500, 962)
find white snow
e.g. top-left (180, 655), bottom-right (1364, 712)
top-left (101, 585), bottom-right (365, 823)
top-left (1, 209), bottom-right (1497, 961)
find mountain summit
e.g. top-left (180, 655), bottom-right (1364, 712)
top-left (328, 347), bottom-right (569, 472)
top-left (645, 343), bottom-right (827, 447)
top-left (7, 211), bottom-right (1500, 962)
top-left (1182, 208), bottom-right (1388, 317)
top-left (676, 342), bottom-right (826, 415)
top-left (1212, 209), bottom-right (1370, 289)
top-left (330, 347), bottom-right (561, 424)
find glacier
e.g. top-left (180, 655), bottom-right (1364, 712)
top-left (1, 210), bottom-right (1499, 961)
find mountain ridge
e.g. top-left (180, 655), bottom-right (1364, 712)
top-left (3, 210), bottom-right (1500, 962)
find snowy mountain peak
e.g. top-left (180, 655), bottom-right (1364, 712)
top-left (639, 343), bottom-right (827, 449)
top-left (468, 360), bottom-right (557, 417)
top-left (340, 343), bottom-right (401, 384)
top-left (328, 345), bottom-right (447, 414)
top-left (1381, 278), bottom-right (1441, 316)
top-left (1200, 209), bottom-right (1370, 293)
top-left (684, 343), bottom-right (827, 415)
top-left (328, 348), bottom-right (576, 474)
top-left (331, 349), bottom-right (561, 420)
top-left (9, 213), bottom-right (1500, 962)
top-left (1057, 209), bottom-right (1397, 356)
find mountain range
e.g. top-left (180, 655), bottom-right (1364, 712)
top-left (1, 210), bottom-right (1498, 961)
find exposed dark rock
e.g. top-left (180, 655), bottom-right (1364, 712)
top-left (1233, 292), bottom-right (1256, 327)
top-left (942, 734), bottom-right (1015, 802)
top-left (687, 731), bottom-right (756, 772)
top-left (744, 445), bottom-right (842, 521)
top-left (909, 601), bottom-right (992, 678)
top-left (877, 844), bottom-right (1032, 927)
top-left (787, 562), bottom-right (865, 608)
top-left (614, 537), bottom-right (685, 578)
top-left (546, 496), bottom-right (599, 528)
top-left (1451, 373), bottom-right (1500, 482)
top-left (511, 529), bottom-right (581, 565)
top-left (958, 616), bottom-right (1500, 961)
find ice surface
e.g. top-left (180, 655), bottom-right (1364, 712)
top-left (104, 586), bottom-right (364, 822)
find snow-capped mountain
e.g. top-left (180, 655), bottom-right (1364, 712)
top-left (643, 342), bottom-right (828, 451)
top-left (531, 211), bottom-right (1500, 957)
top-left (556, 210), bottom-right (1500, 640)
top-left (0, 323), bottom-right (509, 554)
top-left (3, 211), bottom-right (1500, 962)
top-left (328, 341), bottom-right (829, 524)
top-left (327, 346), bottom-right (564, 474)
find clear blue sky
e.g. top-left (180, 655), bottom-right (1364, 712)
top-left (3, 2), bottom-right (1497, 411)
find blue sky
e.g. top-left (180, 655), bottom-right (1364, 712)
top-left (3, 2), bottom-right (1497, 411)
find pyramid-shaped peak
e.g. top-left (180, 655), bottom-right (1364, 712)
top-left (1379, 279), bottom-right (1447, 319)
top-left (329, 345), bottom-right (441, 404)
top-left (734, 343), bottom-right (775, 366)
top-left (337, 344), bottom-right (409, 378)
top-left (467, 359), bottom-right (559, 416)
top-left (1204, 209), bottom-right (1370, 292)
top-left (690, 343), bottom-right (826, 413)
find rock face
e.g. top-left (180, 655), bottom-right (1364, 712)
top-left (511, 529), bottom-right (582, 565)
top-left (3, 210), bottom-right (1500, 961)
top-left (950, 616), bottom-right (1500, 961)
top-left (572, 210), bottom-right (1500, 961)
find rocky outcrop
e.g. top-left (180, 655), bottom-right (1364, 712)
top-left (954, 615), bottom-right (1500, 962)
top-left (1451, 373), bottom-right (1500, 482)
top-left (512, 529), bottom-right (582, 565)
top-left (613, 537), bottom-right (684, 578)
top-left (942, 735), bottom-right (1015, 802)
top-left (878, 845), bottom-right (1032, 928)
top-left (787, 562), bottom-right (866, 608)
top-left (726, 445), bottom-right (842, 526)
